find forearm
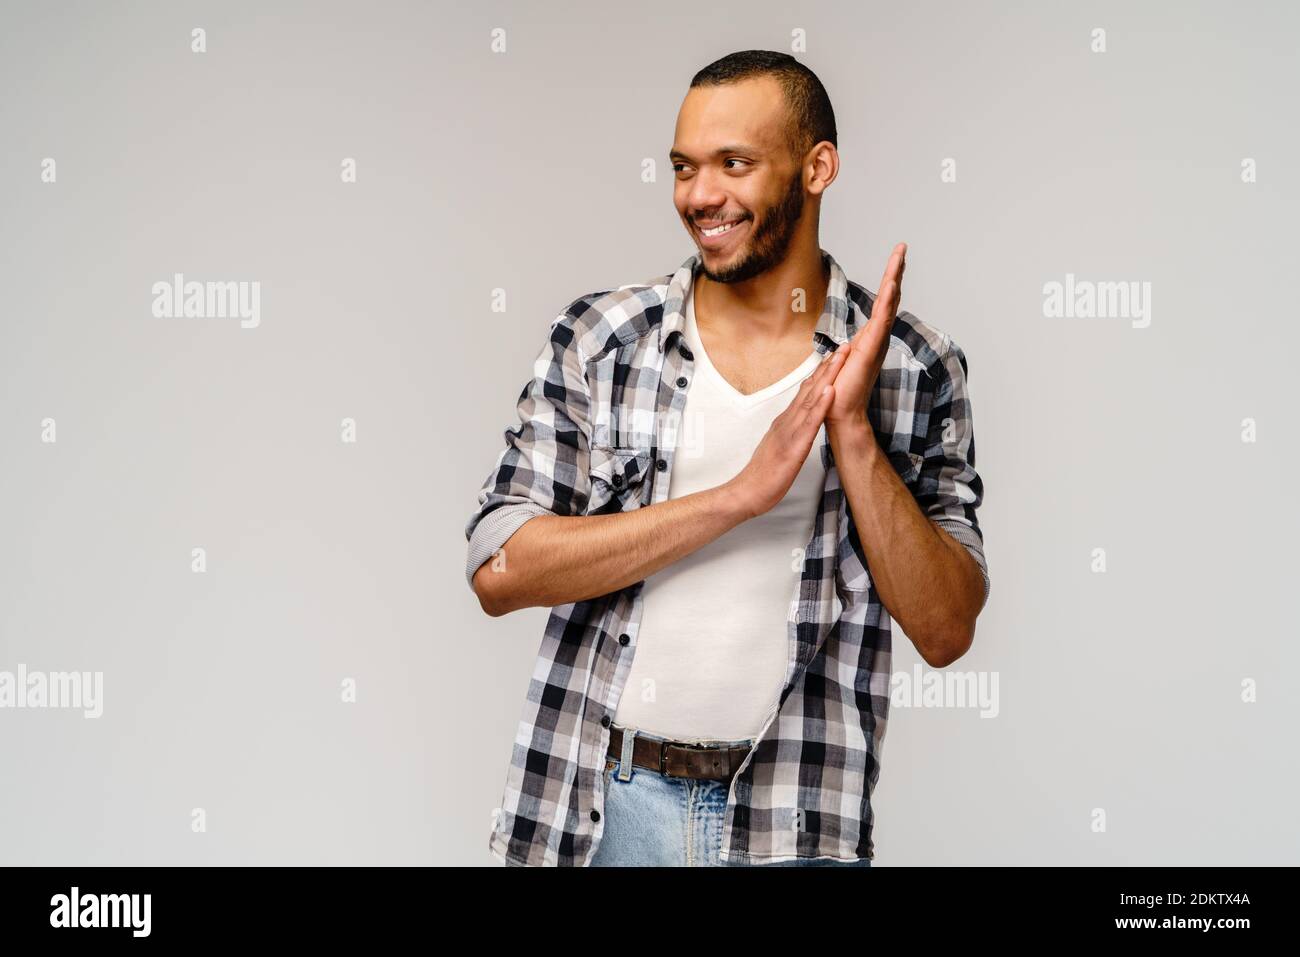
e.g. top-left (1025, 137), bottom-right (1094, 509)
top-left (828, 422), bottom-right (984, 666)
top-left (472, 482), bottom-right (751, 615)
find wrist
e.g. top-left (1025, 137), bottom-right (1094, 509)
top-left (717, 476), bottom-right (761, 523)
top-left (828, 414), bottom-right (876, 456)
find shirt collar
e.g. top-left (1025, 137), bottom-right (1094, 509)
top-left (657, 248), bottom-right (856, 354)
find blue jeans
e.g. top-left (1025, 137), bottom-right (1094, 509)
top-left (589, 725), bottom-right (872, 868)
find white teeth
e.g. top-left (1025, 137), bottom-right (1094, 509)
top-left (701, 221), bottom-right (739, 237)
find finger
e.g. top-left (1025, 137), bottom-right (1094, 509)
top-left (787, 373), bottom-right (820, 424)
top-left (878, 277), bottom-right (900, 319)
top-left (869, 245), bottom-right (904, 323)
top-left (794, 368), bottom-right (840, 432)
top-left (873, 244), bottom-right (904, 319)
top-left (878, 242), bottom-right (906, 294)
top-left (805, 345), bottom-right (847, 402)
top-left (816, 343), bottom-right (847, 390)
top-left (876, 254), bottom-right (903, 314)
top-left (816, 343), bottom-right (848, 380)
top-left (799, 348), bottom-right (839, 389)
top-left (844, 289), bottom-right (892, 374)
top-left (864, 279), bottom-right (899, 353)
top-left (801, 382), bottom-right (834, 433)
top-left (853, 246), bottom-right (905, 349)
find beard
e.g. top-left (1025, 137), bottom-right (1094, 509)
top-left (697, 170), bottom-right (805, 284)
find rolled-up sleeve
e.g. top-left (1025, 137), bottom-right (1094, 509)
top-left (915, 337), bottom-right (990, 607)
top-left (464, 314), bottom-right (593, 589)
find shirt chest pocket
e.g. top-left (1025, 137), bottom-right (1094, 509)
top-left (586, 445), bottom-right (655, 514)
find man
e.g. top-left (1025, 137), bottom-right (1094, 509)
top-left (464, 50), bottom-right (989, 866)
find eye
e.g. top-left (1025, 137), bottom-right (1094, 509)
top-left (724, 158), bottom-right (750, 170)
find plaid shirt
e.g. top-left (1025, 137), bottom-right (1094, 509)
top-left (465, 248), bottom-right (989, 866)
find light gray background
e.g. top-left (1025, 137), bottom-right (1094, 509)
top-left (1, 0), bottom-right (1296, 865)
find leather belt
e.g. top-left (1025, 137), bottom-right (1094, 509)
top-left (607, 726), bottom-right (751, 781)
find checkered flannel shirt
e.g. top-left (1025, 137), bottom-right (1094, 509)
top-left (465, 248), bottom-right (989, 866)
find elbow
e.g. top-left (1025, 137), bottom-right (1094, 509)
top-left (917, 557), bottom-right (984, 667)
top-left (472, 563), bottom-right (514, 617)
top-left (467, 511), bottom-right (548, 617)
top-left (918, 619), bottom-right (975, 668)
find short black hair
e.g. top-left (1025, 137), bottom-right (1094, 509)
top-left (689, 50), bottom-right (837, 161)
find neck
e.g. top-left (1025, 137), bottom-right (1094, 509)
top-left (695, 243), bottom-right (829, 343)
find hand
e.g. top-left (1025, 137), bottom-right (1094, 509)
top-left (726, 343), bottom-right (848, 518)
top-left (826, 242), bottom-right (907, 436)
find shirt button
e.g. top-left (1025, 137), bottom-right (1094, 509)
top-left (590, 809), bottom-right (601, 822)
top-left (618, 633), bottom-right (630, 646)
top-left (656, 458), bottom-right (667, 472)
top-left (611, 473), bottom-right (624, 488)
top-left (601, 714), bottom-right (611, 727)
top-left (676, 376), bottom-right (688, 388)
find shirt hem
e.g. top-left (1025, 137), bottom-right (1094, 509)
top-left (718, 851), bottom-right (874, 865)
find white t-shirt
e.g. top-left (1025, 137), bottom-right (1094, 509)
top-left (612, 286), bottom-right (826, 742)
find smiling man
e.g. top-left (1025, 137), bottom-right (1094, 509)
top-left (465, 50), bottom-right (990, 867)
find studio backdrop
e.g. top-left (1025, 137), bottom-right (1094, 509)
top-left (1, 0), bottom-right (1296, 865)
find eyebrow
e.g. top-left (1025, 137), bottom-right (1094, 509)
top-left (668, 144), bottom-right (761, 163)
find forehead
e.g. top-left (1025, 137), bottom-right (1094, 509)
top-left (672, 76), bottom-right (788, 155)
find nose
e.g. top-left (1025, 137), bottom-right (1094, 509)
top-left (684, 168), bottom-right (728, 222)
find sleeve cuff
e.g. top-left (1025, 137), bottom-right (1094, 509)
top-left (465, 501), bottom-right (551, 590)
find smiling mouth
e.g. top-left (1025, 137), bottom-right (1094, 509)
top-left (696, 217), bottom-right (748, 237)
top-left (694, 218), bottom-right (748, 246)
top-left (697, 219), bottom-right (743, 237)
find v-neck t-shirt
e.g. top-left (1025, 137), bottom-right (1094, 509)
top-left (611, 285), bottom-right (827, 742)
